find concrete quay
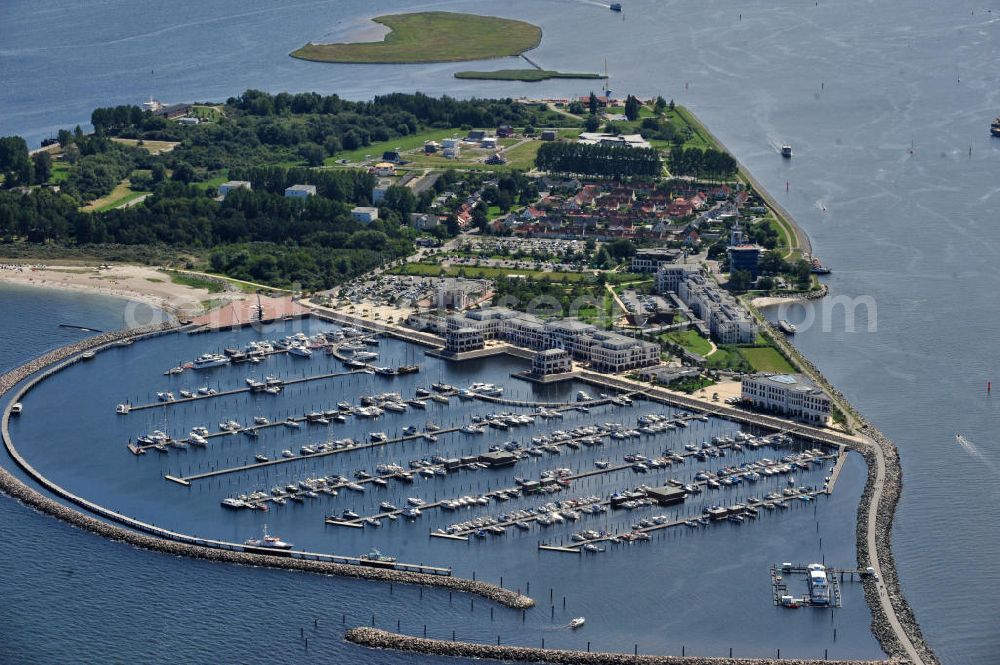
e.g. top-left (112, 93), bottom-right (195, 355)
top-left (0, 327), bottom-right (534, 610)
top-left (345, 627), bottom-right (900, 665)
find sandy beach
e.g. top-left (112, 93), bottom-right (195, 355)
top-left (0, 263), bottom-right (246, 319)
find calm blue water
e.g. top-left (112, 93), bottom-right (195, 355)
top-left (1, 301), bottom-right (878, 662)
top-left (3, 0), bottom-right (1000, 662)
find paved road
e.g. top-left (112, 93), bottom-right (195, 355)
top-left (864, 434), bottom-right (925, 665)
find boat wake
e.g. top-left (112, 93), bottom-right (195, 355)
top-left (955, 434), bottom-right (997, 473)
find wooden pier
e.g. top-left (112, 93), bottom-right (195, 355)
top-left (123, 367), bottom-right (366, 413)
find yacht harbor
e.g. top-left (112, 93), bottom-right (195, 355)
top-left (5, 318), bottom-right (878, 659)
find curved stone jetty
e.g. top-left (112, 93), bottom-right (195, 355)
top-left (345, 627), bottom-right (901, 664)
top-left (0, 326), bottom-right (533, 611)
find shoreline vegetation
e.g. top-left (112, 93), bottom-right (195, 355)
top-left (454, 69), bottom-right (603, 82)
top-left (290, 12), bottom-right (542, 64)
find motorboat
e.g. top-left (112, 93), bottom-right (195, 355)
top-left (221, 497), bottom-right (245, 509)
top-left (191, 353), bottom-right (230, 370)
top-left (569, 617), bottom-right (586, 628)
top-left (781, 144), bottom-right (793, 158)
top-left (243, 524), bottom-right (293, 550)
top-left (778, 319), bottom-right (797, 335)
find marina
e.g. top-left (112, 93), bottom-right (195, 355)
top-left (3, 317), bottom-right (880, 660)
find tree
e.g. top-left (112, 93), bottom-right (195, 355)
top-left (595, 247), bottom-right (612, 268)
top-left (588, 92), bottom-right (599, 115)
top-left (0, 137), bottom-right (32, 187)
top-left (654, 96), bottom-right (667, 113)
top-left (729, 270), bottom-right (752, 292)
top-left (624, 95), bottom-right (640, 122)
top-left (568, 101), bottom-right (585, 115)
top-left (668, 99), bottom-right (676, 111)
top-left (584, 115), bottom-right (600, 132)
top-left (32, 152), bottom-right (52, 185)
top-left (298, 143), bottom-right (325, 167)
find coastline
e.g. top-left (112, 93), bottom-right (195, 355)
top-left (0, 263), bottom-right (241, 320)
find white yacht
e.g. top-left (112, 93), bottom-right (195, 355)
top-left (807, 563), bottom-right (830, 605)
top-left (191, 353), bottom-right (230, 370)
top-left (244, 524), bottom-right (293, 550)
top-left (288, 344), bottom-right (312, 358)
top-left (10, 403), bottom-right (23, 415)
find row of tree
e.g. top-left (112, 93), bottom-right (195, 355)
top-left (667, 146), bottom-right (738, 179)
top-left (535, 142), bottom-right (662, 178)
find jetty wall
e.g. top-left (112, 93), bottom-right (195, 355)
top-left (345, 627), bottom-right (899, 665)
top-left (0, 326), bottom-right (532, 610)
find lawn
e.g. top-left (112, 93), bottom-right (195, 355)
top-left (455, 69), bottom-right (601, 82)
top-left (81, 179), bottom-right (147, 212)
top-left (291, 12), bottom-right (541, 63)
top-left (326, 128), bottom-right (462, 165)
top-left (660, 329), bottom-right (713, 356)
top-left (110, 138), bottom-right (179, 155)
top-left (738, 346), bottom-right (796, 373)
top-left (165, 271), bottom-right (225, 293)
top-left (49, 161), bottom-right (70, 184)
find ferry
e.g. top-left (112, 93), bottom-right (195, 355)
top-left (777, 319), bottom-right (797, 335)
top-left (807, 563), bottom-right (831, 605)
top-left (810, 257), bottom-right (831, 274)
top-left (781, 144), bottom-right (793, 158)
top-left (191, 353), bottom-right (230, 370)
top-left (244, 525), bottom-right (293, 550)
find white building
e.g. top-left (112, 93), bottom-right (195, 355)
top-left (741, 373), bottom-right (832, 425)
top-left (665, 270), bottom-right (757, 345)
top-left (284, 184), bottom-right (317, 198)
top-left (445, 327), bottom-right (485, 353)
top-left (532, 348), bottom-right (572, 376)
top-left (218, 180), bottom-right (251, 198)
top-left (444, 309), bottom-right (659, 374)
top-left (585, 331), bottom-right (661, 373)
top-left (632, 248), bottom-right (681, 273)
top-left (435, 278), bottom-right (487, 310)
top-left (578, 133), bottom-right (652, 149)
top-left (351, 206), bottom-right (379, 224)
top-left (410, 213), bottom-right (442, 231)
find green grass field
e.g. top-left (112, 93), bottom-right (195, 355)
top-left (738, 346), bottom-right (796, 373)
top-left (455, 69), bottom-right (601, 82)
top-left (81, 179), bottom-right (147, 213)
top-left (326, 128), bottom-right (462, 165)
top-left (165, 271), bottom-right (225, 293)
top-left (291, 12), bottom-right (541, 64)
top-left (660, 329), bottom-right (713, 356)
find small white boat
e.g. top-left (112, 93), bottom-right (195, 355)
top-left (569, 617), bottom-right (586, 629)
top-left (10, 402), bottom-right (23, 415)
